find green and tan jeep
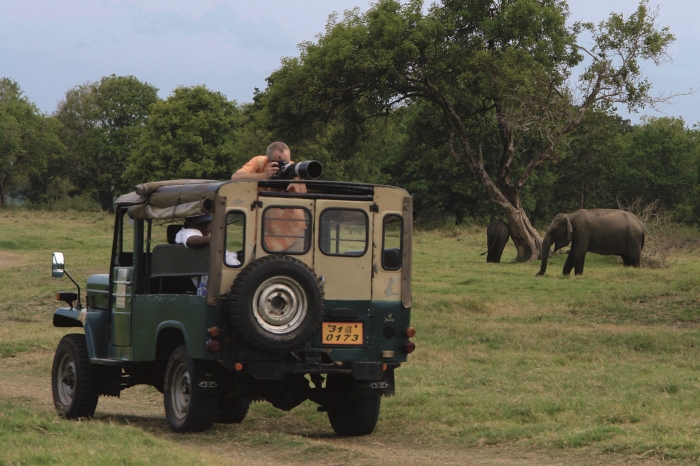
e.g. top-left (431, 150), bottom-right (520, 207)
top-left (50, 178), bottom-right (415, 435)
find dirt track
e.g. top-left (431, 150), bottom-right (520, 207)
top-left (0, 350), bottom-right (667, 466)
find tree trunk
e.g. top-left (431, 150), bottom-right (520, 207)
top-left (98, 190), bottom-right (114, 213)
top-left (502, 202), bottom-right (542, 262)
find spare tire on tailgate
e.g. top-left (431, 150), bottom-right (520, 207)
top-left (228, 255), bottom-right (324, 353)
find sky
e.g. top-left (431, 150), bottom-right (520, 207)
top-left (1, 0), bottom-right (698, 125)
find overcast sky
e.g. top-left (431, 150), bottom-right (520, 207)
top-left (2, 0), bottom-right (698, 125)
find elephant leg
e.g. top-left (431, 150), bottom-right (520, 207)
top-left (621, 254), bottom-right (632, 266)
top-left (562, 253), bottom-right (575, 276)
top-left (494, 240), bottom-right (507, 263)
top-left (630, 250), bottom-right (641, 267)
top-left (574, 257), bottom-right (585, 275)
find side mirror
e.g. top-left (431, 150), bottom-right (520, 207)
top-left (52, 252), bottom-right (65, 278)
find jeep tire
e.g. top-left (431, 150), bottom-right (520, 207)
top-left (229, 255), bottom-right (324, 353)
top-left (51, 333), bottom-right (99, 419)
top-left (163, 345), bottom-right (218, 433)
top-left (216, 393), bottom-right (250, 424)
top-left (326, 374), bottom-right (381, 436)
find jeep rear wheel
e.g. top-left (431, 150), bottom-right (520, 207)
top-left (326, 374), bottom-right (381, 436)
top-left (229, 255), bottom-right (324, 353)
top-left (216, 393), bottom-right (250, 424)
top-left (163, 345), bottom-right (218, 433)
top-left (51, 334), bottom-right (99, 419)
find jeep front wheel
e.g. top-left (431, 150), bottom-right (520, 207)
top-left (163, 345), bottom-right (218, 433)
top-left (52, 334), bottom-right (99, 419)
top-left (229, 255), bottom-right (324, 353)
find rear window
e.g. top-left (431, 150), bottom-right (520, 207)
top-left (262, 207), bottom-right (311, 254)
top-left (319, 209), bottom-right (368, 256)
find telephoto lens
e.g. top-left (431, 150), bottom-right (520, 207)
top-left (274, 160), bottom-right (323, 180)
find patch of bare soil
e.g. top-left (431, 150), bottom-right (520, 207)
top-left (0, 251), bottom-right (27, 269)
top-left (0, 350), bottom-right (677, 466)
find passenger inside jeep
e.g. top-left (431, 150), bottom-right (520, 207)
top-left (149, 215), bottom-right (241, 295)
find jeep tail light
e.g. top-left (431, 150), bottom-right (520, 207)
top-left (234, 362), bottom-right (244, 371)
top-left (208, 326), bottom-right (221, 337)
top-left (405, 327), bottom-right (416, 338)
top-left (205, 339), bottom-right (220, 352)
top-left (403, 340), bottom-right (415, 354)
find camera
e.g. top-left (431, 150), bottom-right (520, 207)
top-left (272, 160), bottom-right (323, 180)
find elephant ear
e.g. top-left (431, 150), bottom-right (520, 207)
top-left (566, 217), bottom-right (573, 242)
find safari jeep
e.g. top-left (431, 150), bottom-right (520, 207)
top-left (50, 179), bottom-right (415, 435)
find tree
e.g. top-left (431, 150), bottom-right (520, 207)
top-left (125, 85), bottom-right (244, 184)
top-left (263, 0), bottom-right (675, 261)
top-left (56, 75), bottom-right (159, 211)
top-left (0, 78), bottom-right (63, 205)
top-left (614, 117), bottom-right (698, 211)
top-left (529, 108), bottom-right (631, 221)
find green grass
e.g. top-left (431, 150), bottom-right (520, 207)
top-left (3, 210), bottom-right (700, 463)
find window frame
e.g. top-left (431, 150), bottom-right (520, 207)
top-left (318, 207), bottom-right (369, 257)
top-left (224, 210), bottom-right (246, 268)
top-left (381, 214), bottom-right (403, 270)
top-left (261, 205), bottom-right (312, 255)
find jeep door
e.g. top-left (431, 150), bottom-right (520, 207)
top-left (314, 200), bottom-right (372, 301)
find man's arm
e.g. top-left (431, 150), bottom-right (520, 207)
top-left (232, 160), bottom-right (279, 180)
top-left (186, 236), bottom-right (211, 248)
top-left (286, 179), bottom-right (307, 193)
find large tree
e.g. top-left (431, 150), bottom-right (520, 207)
top-left (56, 75), bottom-right (159, 211)
top-left (263, 0), bottom-right (675, 261)
top-left (125, 85), bottom-right (244, 184)
top-left (0, 78), bottom-right (63, 205)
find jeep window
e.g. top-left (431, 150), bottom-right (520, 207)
top-left (382, 214), bottom-right (403, 270)
top-left (262, 207), bottom-right (311, 254)
top-left (225, 211), bottom-right (245, 267)
top-left (319, 209), bottom-right (368, 256)
top-left (115, 209), bottom-right (134, 267)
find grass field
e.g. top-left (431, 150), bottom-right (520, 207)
top-left (2, 209), bottom-right (700, 464)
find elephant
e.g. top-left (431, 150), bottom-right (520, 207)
top-left (537, 209), bottom-right (644, 276)
top-left (486, 219), bottom-right (511, 263)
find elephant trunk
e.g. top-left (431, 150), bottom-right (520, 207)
top-left (537, 233), bottom-right (552, 276)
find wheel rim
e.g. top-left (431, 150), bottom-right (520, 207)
top-left (170, 363), bottom-right (191, 421)
top-left (57, 353), bottom-right (76, 406)
top-left (252, 276), bottom-right (308, 334)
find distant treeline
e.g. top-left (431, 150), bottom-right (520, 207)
top-left (1, 0), bottom-right (699, 227)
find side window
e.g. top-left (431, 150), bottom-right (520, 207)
top-left (382, 214), bottom-right (403, 270)
top-left (225, 211), bottom-right (245, 267)
top-left (262, 207), bottom-right (311, 254)
top-left (319, 209), bottom-right (368, 256)
top-left (115, 209), bottom-right (134, 267)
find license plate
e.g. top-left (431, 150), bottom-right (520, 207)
top-left (321, 322), bottom-right (364, 345)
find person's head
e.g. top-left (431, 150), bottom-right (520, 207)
top-left (266, 142), bottom-right (291, 163)
top-left (184, 214), bottom-right (212, 236)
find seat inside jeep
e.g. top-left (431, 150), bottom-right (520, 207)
top-left (150, 244), bottom-right (209, 294)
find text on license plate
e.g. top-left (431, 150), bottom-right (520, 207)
top-left (322, 322), bottom-right (364, 345)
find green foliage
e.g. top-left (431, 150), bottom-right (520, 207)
top-left (56, 75), bottom-right (159, 211)
top-left (615, 117), bottom-right (699, 211)
top-left (0, 78), bottom-right (64, 206)
top-left (125, 85), bottom-right (244, 184)
top-left (259, 0), bottom-right (676, 260)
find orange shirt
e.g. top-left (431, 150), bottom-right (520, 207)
top-left (237, 155), bottom-right (270, 175)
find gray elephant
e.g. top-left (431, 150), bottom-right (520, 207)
top-left (486, 219), bottom-right (510, 263)
top-left (537, 209), bottom-right (644, 276)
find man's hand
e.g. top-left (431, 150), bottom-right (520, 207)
top-left (264, 161), bottom-right (279, 179)
top-left (287, 181), bottom-right (307, 193)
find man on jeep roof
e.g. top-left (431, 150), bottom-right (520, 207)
top-left (230, 142), bottom-right (307, 194)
